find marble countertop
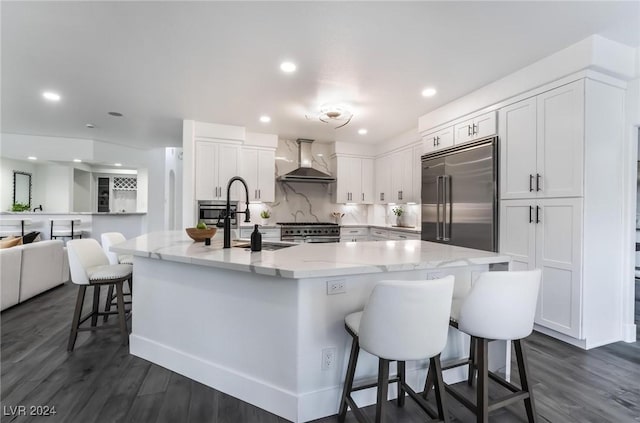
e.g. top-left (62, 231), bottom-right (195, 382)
top-left (1, 212), bottom-right (146, 216)
top-left (112, 231), bottom-right (509, 279)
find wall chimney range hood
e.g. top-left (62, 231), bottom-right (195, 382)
top-left (277, 139), bottom-right (336, 183)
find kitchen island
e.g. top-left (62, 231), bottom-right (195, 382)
top-left (113, 231), bottom-right (511, 422)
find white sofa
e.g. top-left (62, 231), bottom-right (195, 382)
top-left (0, 240), bottom-right (69, 311)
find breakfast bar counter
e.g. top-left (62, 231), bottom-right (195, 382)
top-left (113, 231), bottom-right (511, 422)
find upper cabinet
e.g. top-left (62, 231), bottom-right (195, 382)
top-left (422, 126), bottom-right (454, 154)
top-left (333, 156), bottom-right (374, 204)
top-left (453, 111), bottom-right (497, 145)
top-left (375, 155), bottom-right (391, 204)
top-left (389, 148), bottom-right (414, 203)
top-left (194, 141), bottom-right (240, 201)
top-left (500, 80), bottom-right (584, 200)
top-left (240, 147), bottom-right (275, 203)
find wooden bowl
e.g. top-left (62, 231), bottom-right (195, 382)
top-left (185, 227), bottom-right (217, 242)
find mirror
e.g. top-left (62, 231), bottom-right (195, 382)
top-left (13, 171), bottom-right (32, 207)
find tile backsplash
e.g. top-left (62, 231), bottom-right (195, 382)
top-left (245, 138), bottom-right (421, 227)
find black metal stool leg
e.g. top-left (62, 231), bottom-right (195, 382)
top-left (91, 285), bottom-right (101, 327)
top-left (338, 334), bottom-right (359, 422)
top-left (115, 281), bottom-right (129, 346)
top-left (375, 358), bottom-right (389, 423)
top-left (67, 286), bottom-right (86, 351)
top-left (468, 336), bottom-right (476, 386)
top-left (422, 360), bottom-right (435, 400)
top-left (476, 338), bottom-right (489, 423)
top-left (104, 285), bottom-right (114, 322)
top-left (431, 355), bottom-right (450, 423)
top-left (515, 340), bottom-right (537, 423)
top-left (397, 361), bottom-right (406, 407)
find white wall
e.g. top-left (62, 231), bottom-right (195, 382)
top-left (73, 168), bottom-right (92, 212)
top-left (35, 164), bottom-right (73, 212)
top-left (0, 157), bottom-right (38, 211)
top-left (146, 148), bottom-right (167, 232)
top-left (164, 148), bottom-right (183, 230)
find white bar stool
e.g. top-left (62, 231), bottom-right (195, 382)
top-left (0, 218), bottom-right (32, 238)
top-left (66, 239), bottom-right (133, 351)
top-left (100, 232), bottom-right (133, 322)
top-left (338, 276), bottom-right (455, 423)
top-left (426, 269), bottom-right (541, 423)
top-left (50, 219), bottom-right (83, 241)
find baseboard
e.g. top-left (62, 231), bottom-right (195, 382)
top-left (534, 325), bottom-right (588, 349)
top-left (130, 335), bottom-right (299, 422)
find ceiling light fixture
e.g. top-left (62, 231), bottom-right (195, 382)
top-left (73, 159), bottom-right (82, 163)
top-left (280, 61), bottom-right (297, 73)
top-left (358, 129), bottom-right (368, 135)
top-left (28, 156), bottom-right (37, 160)
top-left (114, 163), bottom-right (122, 167)
top-left (108, 112), bottom-right (123, 117)
top-left (421, 87), bottom-right (437, 97)
top-left (42, 91), bottom-right (61, 102)
top-left (259, 115), bottom-right (271, 123)
top-left (306, 104), bottom-right (353, 129)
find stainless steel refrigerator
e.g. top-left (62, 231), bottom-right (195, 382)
top-left (421, 137), bottom-right (498, 252)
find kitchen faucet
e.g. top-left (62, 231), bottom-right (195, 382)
top-left (32, 204), bottom-right (42, 212)
top-left (223, 176), bottom-right (251, 248)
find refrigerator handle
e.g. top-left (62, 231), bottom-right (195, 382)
top-left (436, 176), bottom-right (441, 240)
top-left (443, 175), bottom-right (451, 241)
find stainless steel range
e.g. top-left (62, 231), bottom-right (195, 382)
top-left (278, 222), bottom-right (340, 243)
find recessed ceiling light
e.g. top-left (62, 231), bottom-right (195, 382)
top-left (42, 91), bottom-right (61, 102)
top-left (259, 115), bottom-right (271, 123)
top-left (108, 112), bottom-right (123, 117)
top-left (358, 129), bottom-right (368, 135)
top-left (73, 159), bottom-right (82, 163)
top-left (85, 123), bottom-right (95, 128)
top-left (280, 61), bottom-right (297, 73)
top-left (28, 156), bottom-right (37, 160)
top-left (114, 163), bottom-right (122, 167)
top-left (421, 87), bottom-right (437, 97)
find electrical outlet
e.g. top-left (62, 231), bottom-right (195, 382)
top-left (321, 347), bottom-right (337, 370)
top-left (327, 279), bottom-right (346, 295)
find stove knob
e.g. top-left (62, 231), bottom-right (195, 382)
top-left (297, 230), bottom-right (301, 234)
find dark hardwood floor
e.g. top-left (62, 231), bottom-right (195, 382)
top-left (1, 281), bottom-right (639, 423)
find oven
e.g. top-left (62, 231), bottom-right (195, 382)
top-left (279, 222), bottom-right (341, 243)
top-left (197, 201), bottom-right (238, 227)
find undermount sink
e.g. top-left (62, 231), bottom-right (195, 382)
top-left (233, 242), bottom-right (294, 251)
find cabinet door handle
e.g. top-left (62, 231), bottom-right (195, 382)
top-left (536, 174), bottom-right (541, 192)
top-left (436, 136), bottom-right (440, 146)
top-left (473, 123), bottom-right (478, 135)
top-left (258, 189), bottom-right (261, 199)
top-left (536, 206), bottom-right (541, 224)
top-left (433, 137), bottom-right (436, 147)
top-left (529, 174), bottom-right (534, 192)
top-left (362, 193), bottom-right (364, 201)
top-left (529, 206), bottom-right (533, 223)
top-left (381, 192), bottom-right (384, 201)
top-left (467, 125), bottom-right (472, 136)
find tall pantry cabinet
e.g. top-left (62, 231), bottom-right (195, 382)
top-left (499, 78), bottom-right (626, 348)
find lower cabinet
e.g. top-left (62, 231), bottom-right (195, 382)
top-left (500, 198), bottom-right (582, 338)
top-left (340, 227), bottom-right (369, 242)
top-left (239, 226), bottom-right (281, 241)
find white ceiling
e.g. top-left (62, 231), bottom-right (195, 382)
top-left (2, 1), bottom-right (639, 150)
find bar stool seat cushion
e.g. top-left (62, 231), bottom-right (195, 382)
top-left (345, 311), bottom-right (362, 334)
top-left (87, 264), bottom-right (132, 281)
top-left (119, 255), bottom-right (134, 265)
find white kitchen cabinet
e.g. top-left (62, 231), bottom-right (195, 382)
top-left (500, 80), bottom-right (584, 200)
top-left (334, 157), bottom-right (374, 204)
top-left (454, 111), bottom-right (496, 145)
top-left (239, 226), bottom-right (280, 241)
top-left (340, 227), bottom-right (369, 242)
top-left (413, 145), bottom-right (423, 205)
top-left (422, 126), bottom-right (454, 154)
top-left (500, 198), bottom-right (582, 338)
top-left (386, 229), bottom-right (420, 240)
top-left (240, 147), bottom-right (275, 203)
top-left (195, 141), bottom-right (240, 201)
top-left (369, 227), bottom-right (388, 240)
top-left (389, 148), bottom-right (414, 203)
top-left (375, 156), bottom-right (391, 203)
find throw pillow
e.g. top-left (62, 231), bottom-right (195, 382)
top-left (0, 236), bottom-right (23, 249)
top-left (22, 231), bottom-right (40, 244)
